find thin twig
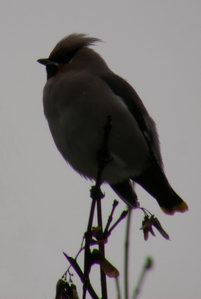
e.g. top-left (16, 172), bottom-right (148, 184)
top-left (124, 208), bottom-right (132, 299)
top-left (132, 257), bottom-right (153, 299)
top-left (104, 200), bottom-right (119, 234)
top-left (97, 196), bottom-right (108, 298)
top-left (93, 116), bottom-right (112, 299)
top-left (95, 115), bottom-right (112, 190)
top-left (63, 237), bottom-right (85, 279)
top-left (132, 268), bottom-right (145, 299)
top-left (115, 277), bottom-right (122, 299)
top-left (63, 253), bottom-right (99, 299)
top-left (107, 210), bottom-right (128, 236)
top-left (82, 196), bottom-right (97, 299)
top-left (83, 116), bottom-right (112, 299)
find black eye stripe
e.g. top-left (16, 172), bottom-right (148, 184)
top-left (49, 46), bottom-right (82, 65)
top-left (46, 65), bottom-right (59, 79)
top-left (54, 55), bottom-right (72, 64)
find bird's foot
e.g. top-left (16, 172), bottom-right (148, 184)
top-left (90, 185), bottom-right (105, 201)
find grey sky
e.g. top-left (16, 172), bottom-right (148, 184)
top-left (0, 1), bottom-right (201, 298)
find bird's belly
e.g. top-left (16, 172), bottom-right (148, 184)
top-left (48, 98), bottom-right (150, 184)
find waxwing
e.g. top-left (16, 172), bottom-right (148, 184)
top-left (38, 33), bottom-right (188, 215)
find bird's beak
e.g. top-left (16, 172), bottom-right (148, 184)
top-left (37, 58), bottom-right (59, 67)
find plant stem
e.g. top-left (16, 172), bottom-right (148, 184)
top-left (115, 277), bottom-right (122, 299)
top-left (132, 257), bottom-right (153, 299)
top-left (124, 208), bottom-right (132, 299)
top-left (82, 196), bottom-right (96, 299)
top-left (132, 266), bottom-right (146, 299)
top-left (97, 194), bottom-right (108, 299)
top-left (83, 116), bottom-right (112, 299)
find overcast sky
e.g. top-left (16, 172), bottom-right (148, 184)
top-left (0, 1), bottom-right (201, 299)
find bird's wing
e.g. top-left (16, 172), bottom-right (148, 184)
top-left (101, 72), bottom-right (163, 168)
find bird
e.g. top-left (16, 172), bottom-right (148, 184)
top-left (38, 33), bottom-right (188, 215)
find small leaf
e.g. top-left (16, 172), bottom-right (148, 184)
top-left (91, 227), bottom-right (107, 244)
top-left (141, 215), bottom-right (170, 240)
top-left (91, 249), bottom-right (119, 278)
top-left (152, 216), bottom-right (170, 240)
top-left (141, 216), bottom-right (155, 241)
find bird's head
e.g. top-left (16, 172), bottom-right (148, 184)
top-left (37, 33), bottom-right (101, 79)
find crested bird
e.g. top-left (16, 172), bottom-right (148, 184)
top-left (38, 33), bottom-right (188, 215)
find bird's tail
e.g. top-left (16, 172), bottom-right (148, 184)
top-left (134, 163), bottom-right (188, 215)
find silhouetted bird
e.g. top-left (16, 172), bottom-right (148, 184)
top-left (38, 33), bottom-right (188, 215)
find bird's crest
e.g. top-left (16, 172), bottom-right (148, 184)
top-left (49, 33), bottom-right (101, 63)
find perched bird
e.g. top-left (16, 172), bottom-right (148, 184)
top-left (38, 33), bottom-right (188, 215)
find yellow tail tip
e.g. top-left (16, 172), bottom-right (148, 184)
top-left (162, 201), bottom-right (189, 215)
